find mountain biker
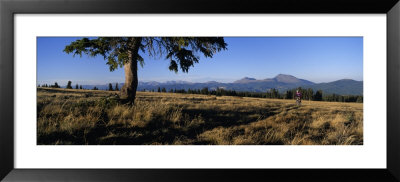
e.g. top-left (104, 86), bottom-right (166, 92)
top-left (296, 89), bottom-right (302, 106)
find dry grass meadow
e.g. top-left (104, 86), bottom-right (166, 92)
top-left (37, 87), bottom-right (363, 145)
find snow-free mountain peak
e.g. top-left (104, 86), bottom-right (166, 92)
top-left (233, 77), bottom-right (257, 83)
top-left (273, 74), bottom-right (300, 83)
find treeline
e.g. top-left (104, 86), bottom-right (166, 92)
top-left (145, 87), bottom-right (363, 103)
top-left (39, 82), bottom-right (61, 88)
top-left (38, 81), bottom-right (119, 91)
top-left (38, 82), bottom-right (363, 103)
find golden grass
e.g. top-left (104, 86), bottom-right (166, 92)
top-left (37, 87), bottom-right (363, 145)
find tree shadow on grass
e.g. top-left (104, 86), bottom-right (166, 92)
top-left (38, 98), bottom-right (282, 145)
top-left (99, 105), bottom-right (282, 145)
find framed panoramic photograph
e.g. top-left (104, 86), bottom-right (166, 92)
top-left (1, 0), bottom-right (400, 181)
top-left (35, 36), bottom-right (364, 145)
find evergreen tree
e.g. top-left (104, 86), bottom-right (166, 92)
top-left (158, 87), bottom-right (161, 92)
top-left (53, 82), bottom-right (60, 88)
top-left (115, 83), bottom-right (119, 91)
top-left (66, 81), bottom-right (72, 89)
top-left (108, 83), bottom-right (114, 91)
top-left (76, 84), bottom-right (79, 89)
top-left (307, 88), bottom-right (313, 101)
top-left (314, 90), bottom-right (323, 101)
top-left (80, 85), bottom-right (83, 89)
top-left (201, 87), bottom-right (209, 95)
top-left (64, 37), bottom-right (227, 104)
top-left (356, 96), bottom-right (363, 103)
top-left (285, 90), bottom-right (293, 99)
top-left (162, 87), bottom-right (166, 93)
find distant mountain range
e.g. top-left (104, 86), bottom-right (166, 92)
top-left (76, 74), bottom-right (363, 95)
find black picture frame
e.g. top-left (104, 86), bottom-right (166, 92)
top-left (1, 0), bottom-right (399, 181)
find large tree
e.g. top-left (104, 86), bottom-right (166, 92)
top-left (64, 37), bottom-right (227, 103)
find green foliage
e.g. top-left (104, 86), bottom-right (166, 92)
top-left (266, 88), bottom-right (279, 99)
top-left (76, 84), bottom-right (79, 89)
top-left (66, 81), bottom-right (72, 89)
top-left (284, 90), bottom-right (293, 99)
top-left (167, 87), bottom-right (362, 103)
top-left (64, 38), bottom-right (129, 71)
top-left (201, 87), bottom-right (209, 95)
top-left (108, 83), bottom-right (114, 91)
top-left (115, 83), bottom-right (119, 91)
top-left (306, 88), bottom-right (314, 100)
top-left (51, 82), bottom-right (60, 88)
top-left (356, 96), bottom-right (363, 103)
top-left (314, 90), bottom-right (323, 101)
top-left (64, 37), bottom-right (227, 73)
top-left (324, 94), bottom-right (362, 103)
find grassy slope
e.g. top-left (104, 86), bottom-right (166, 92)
top-left (37, 87), bottom-right (363, 145)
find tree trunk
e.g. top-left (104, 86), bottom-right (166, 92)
top-left (120, 38), bottom-right (142, 103)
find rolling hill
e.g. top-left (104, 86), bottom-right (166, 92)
top-left (70, 74), bottom-right (363, 96)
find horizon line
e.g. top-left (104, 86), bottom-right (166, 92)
top-left (37, 78), bottom-right (363, 86)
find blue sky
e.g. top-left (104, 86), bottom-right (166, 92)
top-left (37, 37), bottom-right (363, 86)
